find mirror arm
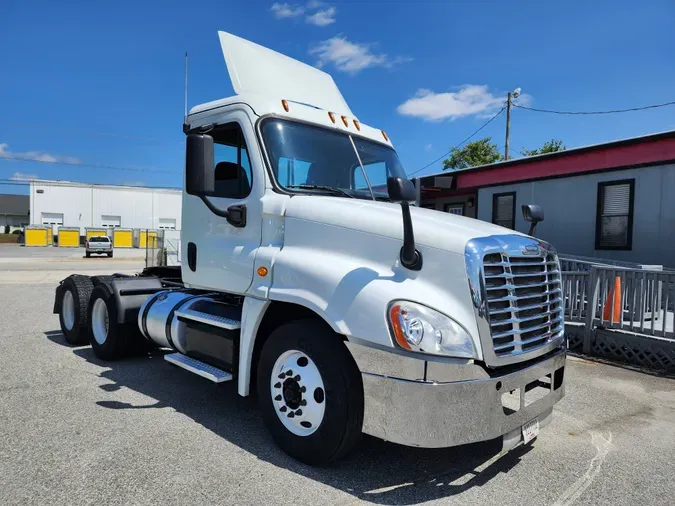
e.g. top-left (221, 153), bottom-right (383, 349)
top-left (399, 202), bottom-right (423, 271)
top-left (199, 197), bottom-right (247, 228)
top-left (528, 223), bottom-right (537, 236)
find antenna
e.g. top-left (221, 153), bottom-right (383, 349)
top-left (184, 52), bottom-right (189, 122)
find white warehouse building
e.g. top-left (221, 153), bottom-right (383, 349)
top-left (29, 180), bottom-right (182, 234)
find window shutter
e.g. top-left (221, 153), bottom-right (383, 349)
top-left (496, 194), bottom-right (514, 221)
top-left (602, 184), bottom-right (630, 215)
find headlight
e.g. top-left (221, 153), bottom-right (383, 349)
top-left (388, 301), bottom-right (476, 358)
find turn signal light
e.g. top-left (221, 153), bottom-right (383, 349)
top-left (281, 99), bottom-right (289, 112)
top-left (257, 266), bottom-right (268, 277)
top-left (341, 115), bottom-right (349, 127)
top-left (389, 304), bottom-right (412, 350)
top-left (328, 112), bottom-right (336, 123)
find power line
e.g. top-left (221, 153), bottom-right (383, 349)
top-left (408, 106), bottom-right (506, 177)
top-left (513, 100), bottom-right (675, 115)
top-left (0, 155), bottom-right (180, 174)
top-left (0, 178), bottom-right (180, 190)
top-left (0, 120), bottom-right (184, 145)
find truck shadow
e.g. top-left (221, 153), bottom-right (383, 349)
top-left (49, 331), bottom-right (532, 505)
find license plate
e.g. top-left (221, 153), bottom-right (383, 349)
top-left (522, 418), bottom-right (539, 444)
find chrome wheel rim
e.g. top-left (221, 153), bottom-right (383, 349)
top-left (271, 350), bottom-right (325, 436)
top-left (92, 298), bottom-right (109, 345)
top-left (62, 290), bottom-right (76, 331)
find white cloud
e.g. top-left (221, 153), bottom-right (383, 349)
top-left (425, 144), bottom-right (433, 152)
top-left (397, 85), bottom-right (533, 121)
top-left (9, 171), bottom-right (39, 181)
top-left (307, 0), bottom-right (323, 8)
top-left (397, 86), bottom-right (502, 121)
top-left (0, 143), bottom-right (81, 164)
top-left (310, 36), bottom-right (411, 74)
top-left (306, 6), bottom-right (336, 26)
top-left (270, 2), bottom-right (304, 18)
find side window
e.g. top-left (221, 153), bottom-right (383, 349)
top-left (354, 162), bottom-right (388, 192)
top-left (212, 123), bottom-right (252, 199)
top-left (492, 192), bottom-right (516, 229)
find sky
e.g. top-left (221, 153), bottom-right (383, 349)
top-left (1, 0), bottom-right (674, 195)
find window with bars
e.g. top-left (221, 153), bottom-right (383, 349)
top-left (595, 179), bottom-right (635, 250)
top-left (444, 203), bottom-right (465, 216)
top-left (492, 192), bottom-right (516, 229)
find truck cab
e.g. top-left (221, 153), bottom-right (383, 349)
top-left (54, 32), bottom-right (566, 465)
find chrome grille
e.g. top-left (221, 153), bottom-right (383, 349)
top-left (483, 252), bottom-right (563, 357)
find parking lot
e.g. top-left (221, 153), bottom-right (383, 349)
top-left (0, 244), bottom-right (144, 283)
top-left (1, 274), bottom-right (674, 505)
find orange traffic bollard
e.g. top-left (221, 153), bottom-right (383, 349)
top-left (602, 276), bottom-right (622, 322)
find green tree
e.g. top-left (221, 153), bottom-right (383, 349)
top-left (520, 139), bottom-right (566, 157)
top-left (442, 137), bottom-right (503, 170)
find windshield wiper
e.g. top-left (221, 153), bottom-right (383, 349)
top-left (286, 185), bottom-right (356, 198)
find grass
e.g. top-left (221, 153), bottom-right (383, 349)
top-left (0, 234), bottom-right (20, 244)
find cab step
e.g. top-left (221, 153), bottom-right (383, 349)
top-left (175, 307), bottom-right (241, 330)
top-left (164, 353), bottom-right (233, 383)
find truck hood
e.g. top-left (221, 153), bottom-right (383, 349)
top-left (285, 196), bottom-right (524, 255)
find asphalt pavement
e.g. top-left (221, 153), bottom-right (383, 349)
top-left (0, 244), bottom-right (145, 282)
top-left (0, 281), bottom-right (674, 505)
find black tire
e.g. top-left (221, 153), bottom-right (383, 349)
top-left (87, 285), bottom-right (136, 360)
top-left (85, 252), bottom-right (91, 258)
top-left (59, 275), bottom-right (94, 345)
top-left (257, 319), bottom-right (364, 465)
top-left (108, 252), bottom-right (113, 258)
top-left (90, 275), bottom-right (114, 288)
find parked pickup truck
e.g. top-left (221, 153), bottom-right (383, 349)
top-left (85, 236), bottom-right (113, 258)
top-left (53, 31), bottom-right (566, 465)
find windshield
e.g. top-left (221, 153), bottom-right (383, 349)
top-left (261, 118), bottom-right (407, 199)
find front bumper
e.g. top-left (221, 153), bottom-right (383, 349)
top-left (357, 346), bottom-right (566, 450)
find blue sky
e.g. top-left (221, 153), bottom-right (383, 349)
top-left (1, 0), bottom-right (674, 195)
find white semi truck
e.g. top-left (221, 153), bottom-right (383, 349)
top-left (53, 32), bottom-right (566, 465)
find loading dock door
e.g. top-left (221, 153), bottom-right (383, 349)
top-left (41, 212), bottom-right (63, 235)
top-left (101, 215), bottom-right (121, 228)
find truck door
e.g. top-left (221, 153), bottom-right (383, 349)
top-left (181, 111), bottom-right (263, 294)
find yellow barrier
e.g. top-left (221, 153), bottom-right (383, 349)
top-left (25, 227), bottom-right (49, 247)
top-left (57, 228), bottom-right (80, 247)
top-left (86, 228), bottom-right (107, 240)
top-left (113, 229), bottom-right (133, 248)
top-left (139, 230), bottom-right (158, 249)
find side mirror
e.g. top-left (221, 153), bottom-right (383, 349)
top-left (522, 204), bottom-right (544, 236)
top-left (387, 176), bottom-right (416, 202)
top-left (387, 177), bottom-right (422, 271)
top-left (186, 134), bottom-right (215, 196)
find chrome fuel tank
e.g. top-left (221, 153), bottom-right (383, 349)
top-left (138, 290), bottom-right (213, 353)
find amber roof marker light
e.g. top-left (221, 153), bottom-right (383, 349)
top-left (328, 111), bottom-right (336, 123)
top-left (281, 99), bottom-right (289, 112)
top-left (341, 115), bottom-right (349, 127)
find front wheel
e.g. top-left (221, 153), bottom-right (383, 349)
top-left (257, 319), bottom-right (364, 465)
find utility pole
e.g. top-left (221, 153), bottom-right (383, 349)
top-left (504, 87), bottom-right (521, 160)
top-left (504, 92), bottom-right (512, 160)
